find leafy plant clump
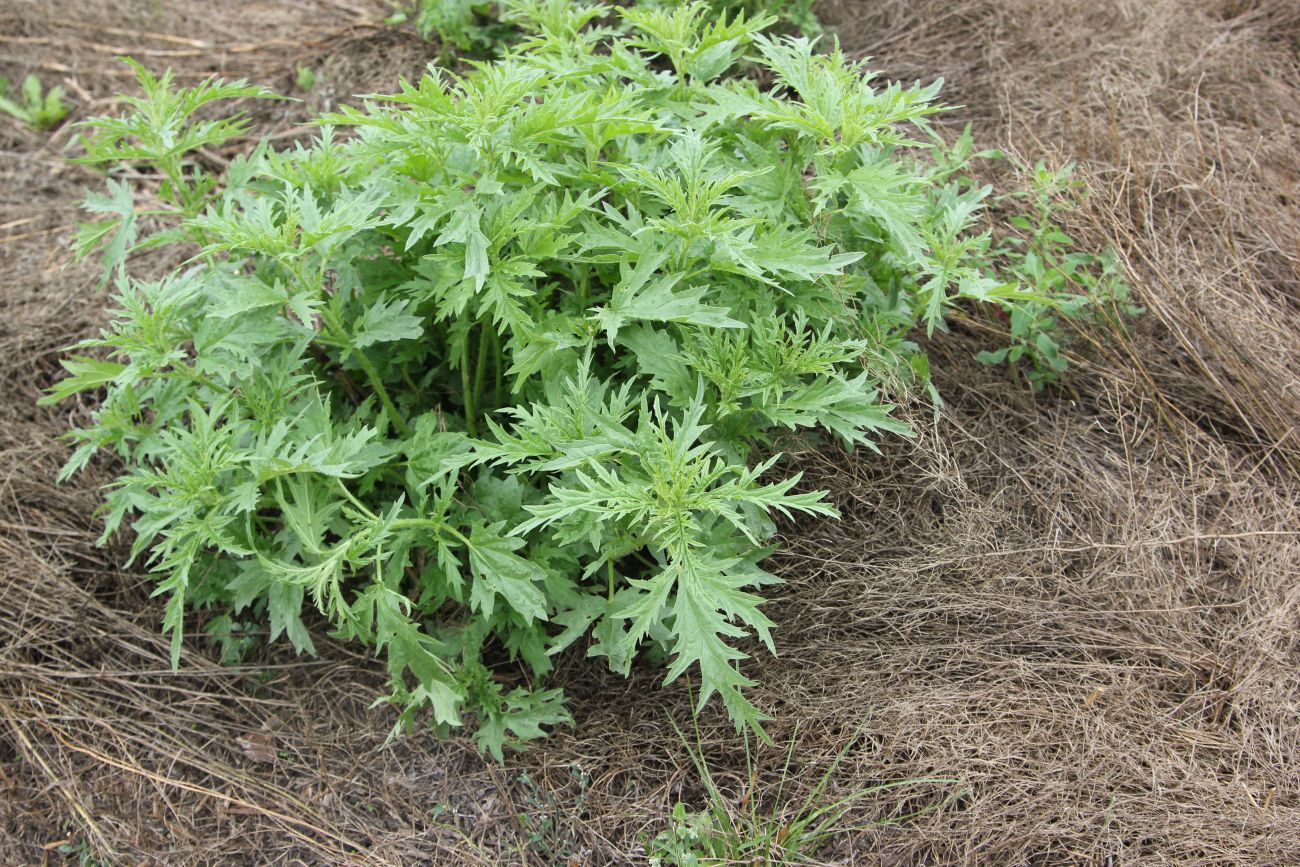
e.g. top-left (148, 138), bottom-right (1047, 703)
top-left (646, 721), bottom-right (959, 865)
top-left (0, 74), bottom-right (71, 130)
top-left (979, 159), bottom-right (1140, 388)
top-left (52, 0), bottom-right (1084, 759)
top-left (390, 0), bottom-right (817, 62)
top-left (388, 0), bottom-right (518, 60)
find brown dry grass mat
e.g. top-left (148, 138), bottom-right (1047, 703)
top-left (2, 0), bottom-right (1298, 863)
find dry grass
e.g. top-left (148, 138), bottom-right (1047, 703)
top-left (2, 0), bottom-right (1299, 864)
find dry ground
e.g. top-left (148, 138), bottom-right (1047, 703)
top-left (2, 0), bottom-right (1298, 864)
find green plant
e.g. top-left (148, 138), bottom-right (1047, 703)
top-left (644, 0), bottom-right (819, 39)
top-left (0, 73), bottom-right (71, 130)
top-left (393, 0), bottom-right (818, 64)
top-left (295, 65), bottom-right (317, 92)
top-left (514, 766), bottom-right (591, 860)
top-left (56, 838), bottom-right (106, 867)
top-left (50, 0), bottom-right (1078, 759)
top-left (647, 720), bottom-right (960, 865)
top-left (976, 159), bottom-right (1140, 388)
top-left (204, 612), bottom-right (262, 663)
top-left (388, 0), bottom-right (517, 59)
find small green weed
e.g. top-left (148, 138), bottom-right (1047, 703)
top-left (514, 766), bottom-right (592, 862)
top-left (56, 839), bottom-right (106, 867)
top-left (647, 720), bottom-right (961, 865)
top-left (203, 613), bottom-right (262, 663)
top-left (978, 159), bottom-right (1141, 389)
top-left (0, 74), bottom-right (71, 130)
top-left (295, 65), bottom-right (317, 92)
top-left (387, 0), bottom-right (517, 59)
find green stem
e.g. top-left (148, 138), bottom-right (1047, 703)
top-left (320, 304), bottom-right (412, 438)
top-left (472, 318), bottom-right (490, 424)
top-left (352, 346), bottom-right (412, 438)
top-left (607, 559), bottom-right (615, 603)
top-left (166, 365), bottom-right (227, 395)
top-left (338, 482), bottom-right (472, 547)
top-left (491, 326), bottom-right (503, 407)
top-left (391, 516), bottom-right (471, 547)
top-left (575, 268), bottom-right (589, 312)
top-left (461, 326), bottom-right (477, 437)
top-left (336, 480), bottom-right (378, 520)
top-left (160, 155), bottom-right (187, 212)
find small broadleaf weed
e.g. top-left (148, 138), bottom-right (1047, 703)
top-left (0, 73), bottom-right (71, 131)
top-left (973, 153), bottom-right (1140, 388)
top-left (48, 0), bottom-right (1114, 759)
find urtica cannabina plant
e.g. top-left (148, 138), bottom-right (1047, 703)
top-left (49, 0), bottom-right (1076, 758)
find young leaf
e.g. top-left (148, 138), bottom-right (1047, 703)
top-left (354, 298), bottom-right (424, 347)
top-left (466, 522), bottom-right (549, 622)
top-left (38, 357), bottom-right (127, 406)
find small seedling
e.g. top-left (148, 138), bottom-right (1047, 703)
top-left (295, 65), bottom-right (317, 92)
top-left (514, 767), bottom-right (591, 861)
top-left (0, 74), bottom-right (71, 130)
top-left (56, 838), bottom-right (106, 867)
top-left (977, 160), bottom-right (1141, 389)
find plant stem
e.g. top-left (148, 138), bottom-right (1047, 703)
top-left (320, 304), bottom-right (412, 438)
top-left (461, 326), bottom-right (477, 437)
top-left (489, 324), bottom-right (503, 407)
top-left (472, 318), bottom-right (490, 424)
top-left (167, 365), bottom-right (227, 395)
top-left (575, 268), bottom-right (588, 311)
top-left (352, 347), bottom-right (413, 438)
top-left (391, 516), bottom-right (471, 547)
top-left (336, 480), bottom-right (379, 520)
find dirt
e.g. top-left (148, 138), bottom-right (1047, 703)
top-left (2, 0), bottom-right (1298, 864)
